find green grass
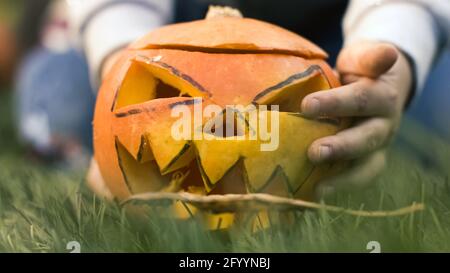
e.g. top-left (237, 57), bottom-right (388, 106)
top-left (0, 92), bottom-right (450, 253)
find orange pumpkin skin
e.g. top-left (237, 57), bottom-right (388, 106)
top-left (130, 17), bottom-right (327, 59)
top-left (92, 15), bottom-right (347, 226)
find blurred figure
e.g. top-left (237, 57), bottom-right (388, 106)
top-left (15, 1), bottom-right (95, 168)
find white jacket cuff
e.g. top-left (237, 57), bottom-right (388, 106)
top-left (82, 4), bottom-right (168, 88)
top-left (344, 1), bottom-right (440, 95)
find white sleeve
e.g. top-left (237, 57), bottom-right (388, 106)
top-left (343, 0), bottom-right (450, 94)
top-left (66, 0), bottom-right (174, 86)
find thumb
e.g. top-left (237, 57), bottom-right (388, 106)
top-left (337, 41), bottom-right (399, 79)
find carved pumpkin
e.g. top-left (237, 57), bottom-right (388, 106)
top-left (92, 8), bottom-right (347, 230)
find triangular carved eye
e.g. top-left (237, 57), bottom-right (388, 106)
top-left (252, 65), bottom-right (330, 113)
top-left (112, 56), bottom-right (209, 111)
top-left (113, 62), bottom-right (188, 111)
top-left (264, 74), bottom-right (330, 113)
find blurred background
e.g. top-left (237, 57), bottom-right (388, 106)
top-left (0, 0), bottom-right (449, 253)
top-left (0, 0), bottom-right (449, 168)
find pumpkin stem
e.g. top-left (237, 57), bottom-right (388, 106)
top-left (206, 6), bottom-right (243, 19)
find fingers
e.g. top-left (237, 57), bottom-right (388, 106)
top-left (306, 42), bottom-right (400, 198)
top-left (315, 150), bottom-right (387, 198)
top-left (337, 41), bottom-right (399, 78)
top-left (308, 118), bottom-right (392, 164)
top-left (301, 80), bottom-right (398, 117)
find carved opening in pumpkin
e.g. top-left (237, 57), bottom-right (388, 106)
top-left (116, 137), bottom-right (170, 193)
top-left (136, 135), bottom-right (154, 163)
top-left (113, 59), bottom-right (208, 111)
top-left (193, 110), bottom-right (342, 196)
top-left (207, 158), bottom-right (247, 195)
top-left (157, 81), bottom-right (189, 99)
top-left (253, 65), bottom-right (331, 113)
top-left (202, 108), bottom-right (248, 138)
top-left (117, 136), bottom-right (204, 195)
top-left (267, 75), bottom-right (330, 112)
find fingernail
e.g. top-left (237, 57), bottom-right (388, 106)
top-left (318, 145), bottom-right (332, 161)
top-left (302, 98), bottom-right (320, 117)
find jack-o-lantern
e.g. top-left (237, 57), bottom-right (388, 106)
top-left (92, 7), bottom-right (348, 230)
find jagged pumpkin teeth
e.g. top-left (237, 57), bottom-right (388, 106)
top-left (92, 7), bottom-right (349, 229)
top-left (194, 111), bottom-right (346, 194)
top-left (193, 141), bottom-right (245, 192)
top-left (113, 97), bottom-right (208, 174)
top-left (159, 142), bottom-right (195, 175)
top-left (136, 136), bottom-right (154, 163)
top-left (257, 167), bottom-right (292, 198)
top-left (116, 138), bottom-right (171, 194)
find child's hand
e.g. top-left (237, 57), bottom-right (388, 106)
top-left (301, 41), bottom-right (414, 197)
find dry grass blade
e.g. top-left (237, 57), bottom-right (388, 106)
top-left (121, 192), bottom-right (424, 217)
